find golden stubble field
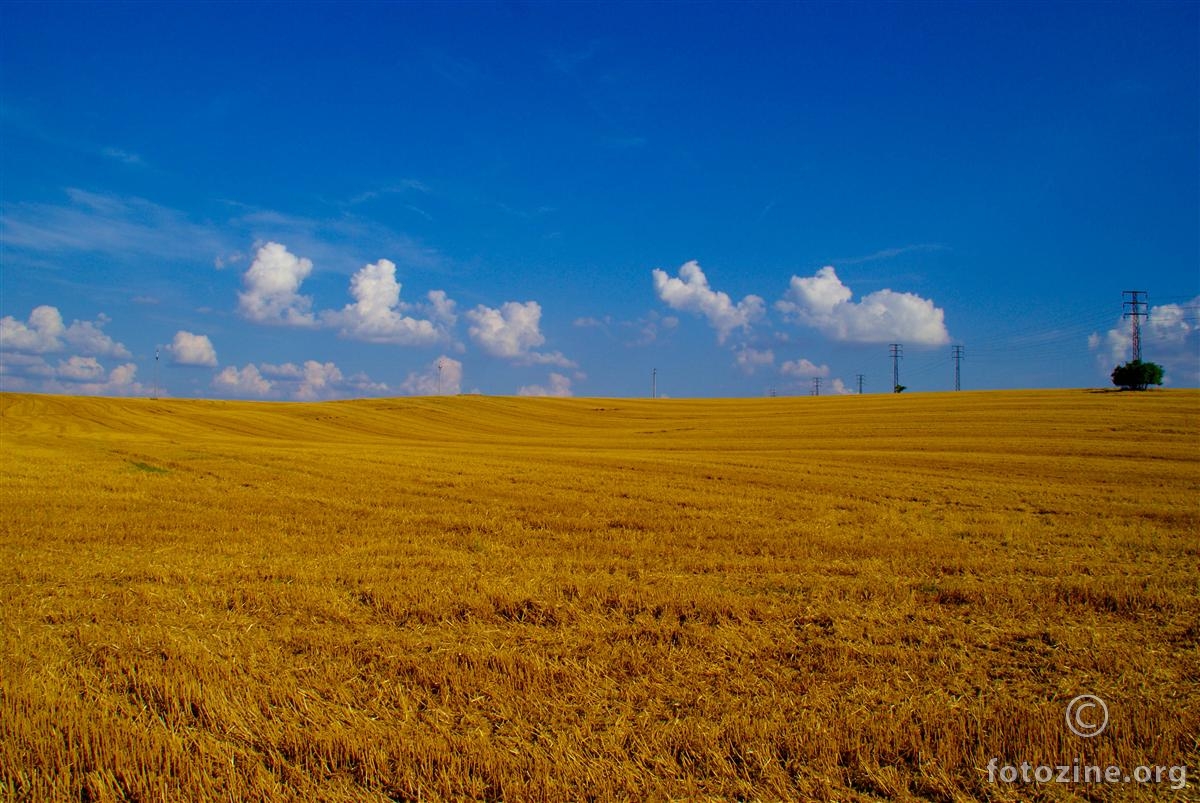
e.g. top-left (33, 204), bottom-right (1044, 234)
top-left (0, 389), bottom-right (1197, 802)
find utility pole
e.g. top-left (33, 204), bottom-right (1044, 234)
top-left (952, 345), bottom-right (964, 391)
top-left (889, 343), bottom-right (903, 392)
top-left (652, 368), bottom-right (657, 399)
top-left (769, 385), bottom-right (776, 398)
top-left (152, 347), bottom-right (159, 400)
top-left (856, 374), bottom-right (864, 395)
top-left (811, 377), bottom-right (822, 396)
top-left (437, 358), bottom-right (444, 395)
top-left (1123, 291), bottom-right (1148, 361)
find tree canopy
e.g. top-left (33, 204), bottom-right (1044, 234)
top-left (1111, 360), bottom-right (1164, 391)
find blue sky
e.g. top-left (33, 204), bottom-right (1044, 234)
top-left (2, 1), bottom-right (1197, 399)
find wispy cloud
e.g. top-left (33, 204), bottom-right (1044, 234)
top-left (100, 147), bottom-right (146, 166)
top-left (834, 243), bottom-right (949, 267)
top-left (346, 180), bottom-right (431, 207)
top-left (2, 104), bottom-right (148, 169)
top-left (1, 189), bottom-right (230, 263)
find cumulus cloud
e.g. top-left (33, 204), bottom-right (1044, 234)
top-left (291, 361), bottom-right (343, 401)
top-left (830, 377), bottom-right (854, 395)
top-left (425, 290), bottom-right (458, 329)
top-left (321, 258), bottom-right (452, 345)
top-left (237, 242), bottom-right (317, 326)
top-left (57, 355), bottom-right (106, 381)
top-left (167, 331), bottom-right (217, 367)
top-left (214, 360), bottom-right (388, 400)
top-left (467, 301), bottom-right (573, 366)
top-left (518, 372), bottom-right (573, 397)
top-left (1088, 296), bottom-right (1200, 385)
top-left (780, 358), bottom-right (830, 378)
top-left (734, 346), bottom-right (775, 374)
top-left (652, 261), bottom-right (764, 343)
top-left (400, 355), bottom-right (463, 395)
top-left (213, 364), bottom-right (273, 397)
top-left (0, 352), bottom-right (146, 396)
top-left (61, 362), bottom-right (143, 396)
top-left (0, 305), bottom-right (130, 357)
top-left (0, 352), bottom-right (55, 380)
top-left (776, 266), bottom-right (950, 345)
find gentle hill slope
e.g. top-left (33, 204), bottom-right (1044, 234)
top-left (3, 388), bottom-right (1197, 451)
top-left (1, 389), bottom-right (1197, 801)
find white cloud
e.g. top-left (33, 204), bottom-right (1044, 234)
top-left (1, 305), bottom-right (64, 352)
top-left (0, 352), bottom-right (55, 379)
top-left (1, 353), bottom-right (147, 396)
top-left (780, 358), bottom-right (830, 378)
top-left (425, 290), bottom-right (458, 328)
top-left (776, 266), bottom-right (950, 345)
top-left (573, 312), bottom-right (679, 346)
top-left (258, 362), bottom-right (304, 379)
top-left (237, 242), bottom-right (317, 326)
top-left (215, 360), bottom-right (388, 400)
top-left (1, 189), bottom-right (230, 265)
top-left (830, 377), bottom-right (854, 395)
top-left (167, 331), bottom-right (217, 367)
top-left (652, 261), bottom-right (764, 343)
top-left (213, 364), bottom-right (273, 397)
top-left (57, 355), bottom-right (106, 381)
top-left (574, 316), bottom-right (611, 328)
top-left (292, 361), bottom-right (343, 401)
top-left (61, 315), bottom-right (132, 358)
top-left (0, 305), bottom-right (130, 358)
top-left (467, 301), bottom-right (574, 366)
top-left (628, 311), bottom-right (679, 346)
top-left (100, 147), bottom-right (145, 166)
top-left (72, 362), bottom-right (143, 396)
top-left (1088, 296), bottom-right (1200, 385)
top-left (518, 372), bottom-right (573, 397)
top-left (321, 258), bottom-right (452, 345)
top-left (400, 355), bottom-right (463, 395)
top-left (214, 251), bottom-right (245, 270)
top-left (734, 346), bottom-right (775, 374)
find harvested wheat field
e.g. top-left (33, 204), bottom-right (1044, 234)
top-left (0, 389), bottom-right (1197, 801)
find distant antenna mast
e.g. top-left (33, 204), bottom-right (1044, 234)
top-left (152, 348), bottom-right (159, 400)
top-left (889, 343), bottom-right (903, 392)
top-left (437, 358), bottom-right (444, 395)
top-left (811, 377), bottom-right (822, 396)
top-left (1123, 290), bottom-right (1148, 361)
top-left (856, 373), bottom-right (865, 394)
top-left (952, 345), bottom-right (965, 391)
top-left (652, 368), bottom-right (657, 399)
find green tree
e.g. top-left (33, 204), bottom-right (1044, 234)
top-left (1111, 359), bottom-right (1164, 391)
top-left (893, 384), bottom-right (907, 393)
